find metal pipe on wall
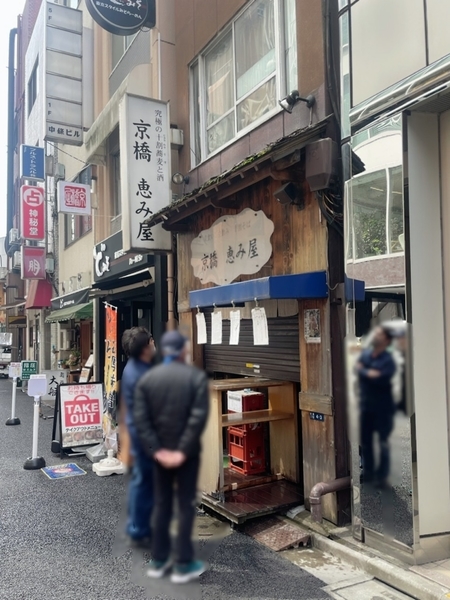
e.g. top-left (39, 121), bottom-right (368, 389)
top-left (6, 28), bottom-right (17, 253)
top-left (309, 476), bottom-right (351, 523)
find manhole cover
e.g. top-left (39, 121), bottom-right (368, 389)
top-left (244, 517), bottom-right (310, 552)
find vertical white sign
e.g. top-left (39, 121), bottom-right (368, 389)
top-left (229, 310), bottom-right (241, 345)
top-left (252, 307), bottom-right (269, 346)
top-left (196, 312), bottom-right (207, 345)
top-left (211, 311), bottom-right (223, 345)
top-left (120, 94), bottom-right (172, 252)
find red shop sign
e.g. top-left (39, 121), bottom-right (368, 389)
top-left (20, 185), bottom-right (45, 241)
top-left (22, 246), bottom-right (46, 280)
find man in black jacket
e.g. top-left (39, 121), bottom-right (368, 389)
top-left (134, 330), bottom-right (209, 584)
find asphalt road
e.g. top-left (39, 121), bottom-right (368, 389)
top-left (0, 378), bottom-right (331, 600)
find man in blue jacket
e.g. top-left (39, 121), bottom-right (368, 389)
top-left (121, 327), bottom-right (155, 548)
top-left (358, 325), bottom-right (396, 489)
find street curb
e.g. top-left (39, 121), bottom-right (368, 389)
top-left (310, 532), bottom-right (450, 600)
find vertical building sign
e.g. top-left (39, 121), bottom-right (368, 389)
top-left (20, 186), bottom-right (45, 241)
top-left (45, 3), bottom-right (83, 145)
top-left (104, 305), bottom-right (118, 448)
top-left (22, 247), bottom-right (47, 280)
top-left (20, 145), bottom-right (45, 181)
top-left (119, 94), bottom-right (172, 252)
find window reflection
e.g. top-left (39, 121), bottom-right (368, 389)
top-left (353, 170), bottom-right (387, 259)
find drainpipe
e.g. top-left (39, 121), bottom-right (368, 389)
top-left (6, 28), bottom-right (17, 254)
top-left (309, 476), bottom-right (351, 523)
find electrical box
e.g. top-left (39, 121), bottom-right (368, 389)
top-left (46, 258), bottom-right (55, 273)
top-left (12, 251), bottom-right (21, 270)
top-left (170, 128), bottom-right (184, 150)
top-left (305, 138), bottom-right (339, 191)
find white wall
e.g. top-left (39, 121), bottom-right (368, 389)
top-left (25, 3), bottom-right (46, 145)
top-left (407, 112), bottom-right (450, 536)
top-left (351, 0), bottom-right (426, 106)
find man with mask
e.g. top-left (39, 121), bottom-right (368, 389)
top-left (121, 327), bottom-right (155, 548)
top-left (358, 324), bottom-right (396, 489)
top-left (134, 330), bottom-right (209, 584)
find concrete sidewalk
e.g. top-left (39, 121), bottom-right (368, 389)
top-left (287, 510), bottom-right (450, 600)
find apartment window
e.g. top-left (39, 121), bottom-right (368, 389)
top-left (111, 34), bottom-right (137, 71)
top-left (28, 59), bottom-right (39, 116)
top-left (190, 0), bottom-right (298, 165)
top-left (64, 166), bottom-right (92, 247)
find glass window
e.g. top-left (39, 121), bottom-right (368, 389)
top-left (190, 62), bottom-right (202, 165)
top-left (111, 34), bottom-right (137, 72)
top-left (28, 59), bottom-right (39, 116)
top-left (389, 166), bottom-right (404, 253)
top-left (284, 0), bottom-right (298, 93)
top-left (235, 0), bottom-right (275, 100)
top-left (205, 32), bottom-right (235, 153)
top-left (352, 170), bottom-right (387, 259)
top-left (190, 0), bottom-right (296, 164)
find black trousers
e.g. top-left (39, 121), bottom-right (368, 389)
top-left (361, 409), bottom-right (393, 482)
top-left (152, 456), bottom-right (200, 564)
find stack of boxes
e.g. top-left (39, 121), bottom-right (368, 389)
top-left (227, 390), bottom-right (266, 476)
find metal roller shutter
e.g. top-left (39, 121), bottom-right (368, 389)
top-left (204, 312), bottom-right (300, 382)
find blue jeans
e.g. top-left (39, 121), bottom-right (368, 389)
top-left (127, 441), bottom-right (154, 540)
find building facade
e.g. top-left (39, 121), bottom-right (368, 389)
top-left (340, 0), bottom-right (450, 563)
top-left (143, 0), bottom-right (351, 524)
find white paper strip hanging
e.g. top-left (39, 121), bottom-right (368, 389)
top-left (211, 311), bottom-right (223, 345)
top-left (196, 312), bottom-right (207, 345)
top-left (229, 310), bottom-right (241, 345)
top-left (252, 307), bottom-right (269, 345)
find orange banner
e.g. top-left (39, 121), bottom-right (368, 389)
top-left (103, 305), bottom-right (118, 446)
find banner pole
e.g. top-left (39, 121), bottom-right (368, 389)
top-left (24, 395), bottom-right (46, 470)
top-left (5, 376), bottom-right (20, 426)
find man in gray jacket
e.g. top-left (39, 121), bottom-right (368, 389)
top-left (134, 330), bottom-right (209, 584)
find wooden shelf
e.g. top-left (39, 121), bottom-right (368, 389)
top-left (210, 378), bottom-right (289, 392)
top-left (222, 409), bottom-right (294, 427)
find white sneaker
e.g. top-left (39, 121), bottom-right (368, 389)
top-left (170, 560), bottom-right (206, 584)
top-left (145, 558), bottom-right (172, 578)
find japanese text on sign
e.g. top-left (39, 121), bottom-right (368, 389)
top-left (119, 94), bottom-right (171, 252)
top-left (191, 208), bottom-right (275, 286)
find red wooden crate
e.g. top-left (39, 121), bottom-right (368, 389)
top-left (228, 426), bottom-right (266, 476)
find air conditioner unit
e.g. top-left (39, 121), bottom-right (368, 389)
top-left (9, 229), bottom-right (19, 244)
top-left (12, 251), bottom-right (21, 270)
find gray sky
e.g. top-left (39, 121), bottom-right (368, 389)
top-left (0, 1), bottom-right (27, 238)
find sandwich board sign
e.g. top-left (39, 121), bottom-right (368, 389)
top-left (53, 383), bottom-right (104, 456)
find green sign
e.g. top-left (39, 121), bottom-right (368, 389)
top-left (21, 361), bottom-right (38, 381)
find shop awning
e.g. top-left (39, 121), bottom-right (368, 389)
top-left (45, 302), bottom-right (93, 323)
top-left (189, 272), bottom-right (365, 309)
top-left (25, 280), bottom-right (53, 310)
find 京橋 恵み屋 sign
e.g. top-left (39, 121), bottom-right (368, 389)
top-left (119, 94), bottom-right (171, 252)
top-left (191, 209), bottom-right (275, 286)
top-left (85, 0), bottom-right (155, 36)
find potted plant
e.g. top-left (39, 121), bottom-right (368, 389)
top-left (67, 350), bottom-right (81, 369)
